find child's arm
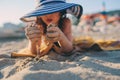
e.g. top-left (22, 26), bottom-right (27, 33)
top-left (56, 24), bottom-right (73, 53)
top-left (24, 23), bottom-right (43, 55)
top-left (46, 18), bottom-right (74, 54)
top-left (11, 23), bottom-right (43, 57)
top-left (62, 18), bottom-right (73, 42)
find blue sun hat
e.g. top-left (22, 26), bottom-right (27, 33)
top-left (20, 0), bottom-right (83, 22)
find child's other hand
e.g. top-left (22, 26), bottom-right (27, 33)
top-left (46, 26), bottom-right (62, 42)
top-left (25, 23), bottom-right (43, 43)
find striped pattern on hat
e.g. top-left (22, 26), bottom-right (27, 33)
top-left (21, 0), bottom-right (83, 22)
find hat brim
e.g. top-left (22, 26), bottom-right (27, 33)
top-left (20, 3), bottom-right (83, 22)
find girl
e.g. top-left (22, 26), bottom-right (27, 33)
top-left (11, 0), bottom-right (83, 57)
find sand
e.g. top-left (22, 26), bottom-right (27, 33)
top-left (0, 39), bottom-right (120, 80)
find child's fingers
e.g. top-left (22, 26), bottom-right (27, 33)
top-left (25, 25), bottom-right (43, 36)
top-left (29, 22), bottom-right (37, 27)
top-left (30, 37), bottom-right (41, 42)
top-left (26, 26), bottom-right (39, 31)
top-left (25, 22), bottom-right (39, 30)
top-left (47, 27), bottom-right (58, 32)
top-left (47, 31), bottom-right (59, 38)
top-left (37, 25), bottom-right (43, 29)
top-left (25, 24), bottom-right (43, 42)
top-left (27, 34), bottom-right (41, 39)
top-left (26, 22), bottom-right (37, 27)
top-left (25, 29), bottom-right (41, 38)
top-left (27, 30), bottom-right (42, 35)
top-left (47, 23), bottom-right (56, 28)
top-left (25, 27), bottom-right (35, 33)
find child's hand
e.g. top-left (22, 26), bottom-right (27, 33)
top-left (46, 25), bottom-right (62, 42)
top-left (25, 23), bottom-right (43, 43)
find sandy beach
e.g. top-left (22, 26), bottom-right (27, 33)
top-left (0, 0), bottom-right (120, 79)
top-left (0, 38), bottom-right (120, 80)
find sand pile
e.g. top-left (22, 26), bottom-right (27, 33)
top-left (0, 39), bottom-right (120, 80)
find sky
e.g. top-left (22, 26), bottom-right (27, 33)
top-left (0, 0), bottom-right (120, 26)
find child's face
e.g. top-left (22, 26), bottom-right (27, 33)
top-left (39, 12), bottom-right (61, 26)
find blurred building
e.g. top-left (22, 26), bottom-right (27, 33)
top-left (0, 22), bottom-right (25, 38)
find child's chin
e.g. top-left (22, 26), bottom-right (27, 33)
top-left (46, 22), bottom-right (51, 26)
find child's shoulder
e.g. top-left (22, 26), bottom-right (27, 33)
top-left (62, 18), bottom-right (71, 27)
top-left (63, 18), bottom-right (71, 23)
top-left (62, 18), bottom-right (72, 33)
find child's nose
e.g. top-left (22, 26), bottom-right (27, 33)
top-left (46, 14), bottom-right (53, 18)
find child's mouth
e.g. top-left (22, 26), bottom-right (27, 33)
top-left (47, 19), bottom-right (52, 22)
